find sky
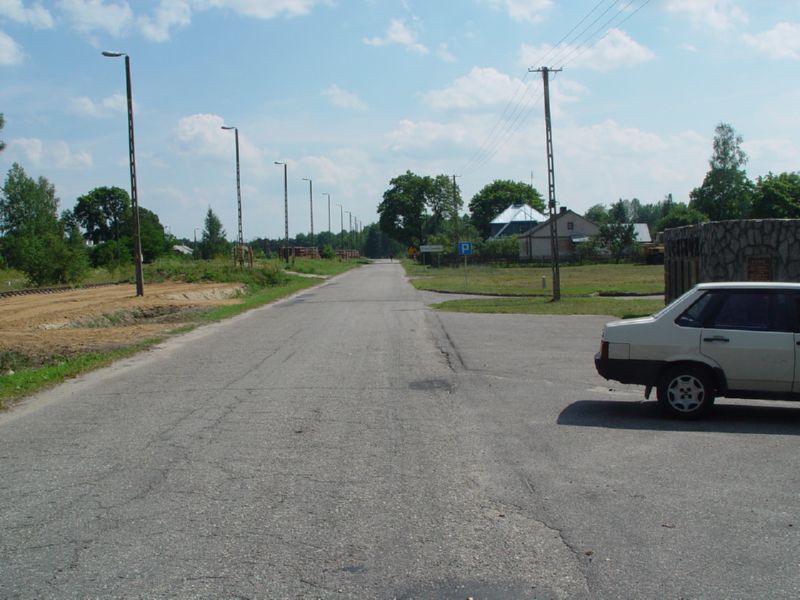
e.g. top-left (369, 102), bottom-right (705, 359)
top-left (1, 0), bottom-right (799, 242)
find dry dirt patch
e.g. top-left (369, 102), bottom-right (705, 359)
top-left (0, 282), bottom-right (244, 366)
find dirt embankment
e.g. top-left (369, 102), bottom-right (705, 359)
top-left (0, 282), bottom-right (244, 367)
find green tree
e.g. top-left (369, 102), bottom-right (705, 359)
top-left (750, 172), bottom-right (800, 219)
top-left (584, 204), bottom-right (609, 225)
top-left (197, 208), bottom-right (229, 259)
top-left (73, 186), bottom-right (131, 244)
top-left (0, 113), bottom-right (5, 154)
top-left (135, 207), bottom-right (167, 263)
top-left (378, 171), bottom-right (439, 249)
top-left (468, 180), bottom-right (545, 239)
top-left (599, 199), bottom-right (637, 263)
top-left (655, 203), bottom-right (708, 232)
top-left (0, 164), bottom-right (87, 284)
top-left (689, 123), bottom-right (754, 220)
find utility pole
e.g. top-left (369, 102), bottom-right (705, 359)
top-left (451, 174), bottom-right (461, 250)
top-left (531, 66), bottom-right (562, 301)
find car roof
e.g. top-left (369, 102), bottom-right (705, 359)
top-left (696, 281), bottom-right (800, 290)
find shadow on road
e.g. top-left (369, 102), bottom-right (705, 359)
top-left (558, 399), bottom-right (800, 435)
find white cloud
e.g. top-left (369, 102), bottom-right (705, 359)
top-left (173, 113), bottom-right (265, 175)
top-left (555, 120), bottom-right (707, 202)
top-left (0, 0), bottom-right (54, 28)
top-left (742, 22), bottom-right (800, 60)
top-left (363, 18), bottom-right (428, 55)
top-left (386, 119), bottom-right (467, 152)
top-left (193, 0), bottom-right (324, 19)
top-left (0, 29), bottom-right (24, 64)
top-left (484, 0), bottom-right (552, 24)
top-left (322, 84), bottom-right (367, 111)
top-left (521, 28), bottom-right (653, 72)
top-left (8, 137), bottom-right (93, 169)
top-left (56, 0), bottom-right (134, 36)
top-left (138, 0), bottom-right (191, 42)
top-left (68, 93), bottom-right (127, 117)
top-left (437, 42), bottom-right (456, 63)
top-left (421, 67), bottom-right (527, 110)
top-left (665, 0), bottom-right (748, 32)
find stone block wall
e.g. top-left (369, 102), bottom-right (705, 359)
top-left (663, 220), bottom-right (800, 302)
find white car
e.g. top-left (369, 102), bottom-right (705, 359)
top-left (595, 282), bottom-right (800, 418)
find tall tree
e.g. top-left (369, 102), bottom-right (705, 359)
top-left (73, 186), bottom-right (131, 244)
top-left (468, 180), bottom-right (545, 239)
top-left (0, 163), bottom-right (87, 284)
top-left (377, 171), bottom-right (434, 249)
top-left (689, 123), bottom-right (754, 220)
top-left (134, 207), bottom-right (167, 263)
top-left (750, 172), bottom-right (800, 219)
top-left (599, 198), bottom-right (637, 263)
top-left (198, 207), bottom-right (229, 259)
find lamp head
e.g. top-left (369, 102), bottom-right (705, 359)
top-left (102, 51), bottom-right (125, 58)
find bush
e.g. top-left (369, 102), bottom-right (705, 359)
top-left (320, 244), bottom-right (335, 259)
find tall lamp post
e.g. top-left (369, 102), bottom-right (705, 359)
top-left (322, 193), bottom-right (331, 235)
top-left (221, 125), bottom-right (244, 267)
top-left (274, 161), bottom-right (289, 264)
top-left (336, 203), bottom-right (343, 252)
top-left (102, 51), bottom-right (144, 296)
top-left (302, 178), bottom-right (314, 240)
top-left (345, 210), bottom-right (352, 250)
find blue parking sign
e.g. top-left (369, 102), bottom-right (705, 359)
top-left (458, 242), bottom-right (473, 256)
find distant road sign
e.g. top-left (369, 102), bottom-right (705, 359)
top-left (420, 244), bottom-right (444, 253)
top-left (458, 242), bottom-right (473, 256)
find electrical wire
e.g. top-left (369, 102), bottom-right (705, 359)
top-left (457, 0), bottom-right (652, 178)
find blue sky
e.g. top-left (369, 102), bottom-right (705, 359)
top-left (1, 0), bottom-right (799, 241)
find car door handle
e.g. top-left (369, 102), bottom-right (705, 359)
top-left (703, 336), bottom-right (730, 342)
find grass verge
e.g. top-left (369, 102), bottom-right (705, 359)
top-left (0, 339), bottom-right (161, 409)
top-left (405, 261), bottom-right (664, 296)
top-left (431, 296), bottom-right (665, 319)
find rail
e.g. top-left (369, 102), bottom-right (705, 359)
top-left (0, 282), bottom-right (126, 300)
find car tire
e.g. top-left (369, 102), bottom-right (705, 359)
top-left (657, 365), bottom-right (715, 419)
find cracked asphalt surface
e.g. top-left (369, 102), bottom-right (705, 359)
top-left (1, 261), bottom-right (798, 599)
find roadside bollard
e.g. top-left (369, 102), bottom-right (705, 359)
top-left (541, 275), bottom-right (547, 289)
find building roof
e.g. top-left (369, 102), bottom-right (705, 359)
top-left (490, 203), bottom-right (547, 225)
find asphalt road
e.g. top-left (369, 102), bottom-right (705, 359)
top-left (1, 261), bottom-right (798, 599)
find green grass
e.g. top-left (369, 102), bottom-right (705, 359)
top-left (287, 257), bottom-right (369, 276)
top-left (430, 296), bottom-right (665, 318)
top-left (405, 261), bottom-right (664, 296)
top-left (0, 340), bottom-right (162, 409)
top-left (0, 268), bottom-right (28, 291)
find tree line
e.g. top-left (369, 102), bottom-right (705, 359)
top-left (376, 122), bottom-right (800, 261)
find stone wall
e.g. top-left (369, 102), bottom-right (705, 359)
top-left (663, 220), bottom-right (800, 302)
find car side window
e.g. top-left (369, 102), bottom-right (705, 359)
top-left (707, 292), bottom-right (776, 332)
top-left (675, 292), bottom-right (715, 328)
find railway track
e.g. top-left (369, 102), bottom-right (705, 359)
top-left (0, 282), bottom-right (125, 300)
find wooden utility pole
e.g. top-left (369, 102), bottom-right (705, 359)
top-left (531, 66), bottom-right (562, 301)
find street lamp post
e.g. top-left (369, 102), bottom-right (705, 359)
top-left (336, 203), bottom-right (343, 252)
top-left (345, 210), bottom-right (352, 250)
top-left (322, 193), bottom-right (331, 234)
top-left (221, 125), bottom-right (244, 268)
top-left (301, 178), bottom-right (314, 242)
top-left (102, 51), bottom-right (144, 296)
top-left (274, 161), bottom-right (289, 264)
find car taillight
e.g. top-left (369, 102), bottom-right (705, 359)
top-left (600, 340), bottom-right (609, 360)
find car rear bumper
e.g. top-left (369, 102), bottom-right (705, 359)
top-left (594, 353), bottom-right (664, 386)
